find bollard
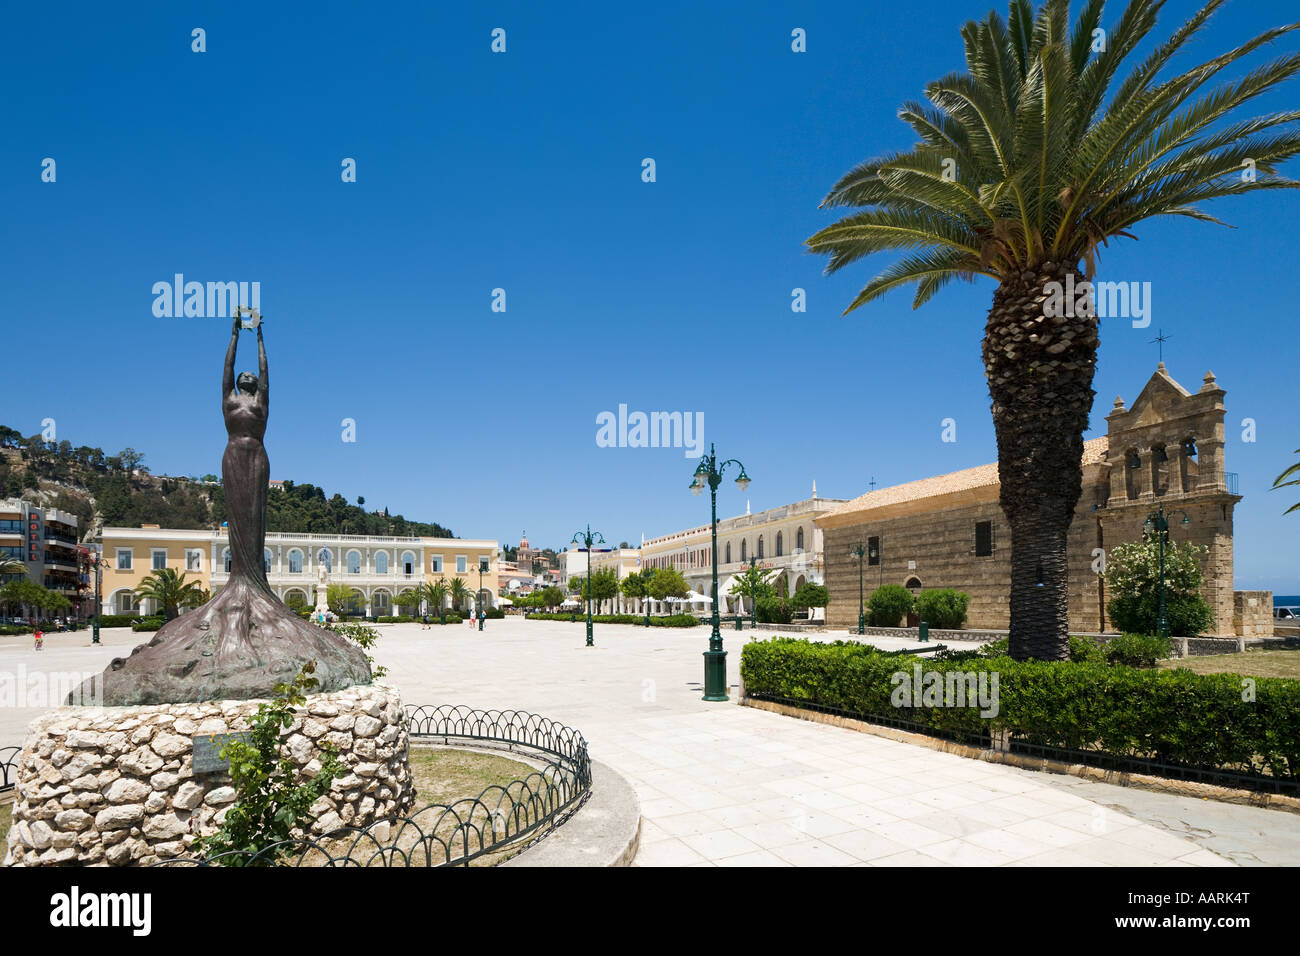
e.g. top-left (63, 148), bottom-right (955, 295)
top-left (919, 621), bottom-right (929, 643)
top-left (734, 615), bottom-right (743, 631)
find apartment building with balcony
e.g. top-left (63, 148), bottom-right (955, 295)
top-left (0, 498), bottom-right (88, 613)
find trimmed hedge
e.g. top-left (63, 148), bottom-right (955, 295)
top-left (913, 589), bottom-right (969, 629)
top-left (740, 637), bottom-right (1300, 781)
top-left (377, 615), bottom-right (415, 623)
top-left (97, 614), bottom-right (140, 628)
top-left (525, 612), bottom-right (699, 627)
top-left (131, 617), bottom-right (165, 632)
top-left (0, 624), bottom-right (32, 635)
top-left (867, 585), bottom-right (913, 627)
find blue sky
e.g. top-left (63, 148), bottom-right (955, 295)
top-left (3, 0), bottom-right (1298, 591)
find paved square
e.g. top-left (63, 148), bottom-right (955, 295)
top-left (3, 619), bottom-right (1299, 866)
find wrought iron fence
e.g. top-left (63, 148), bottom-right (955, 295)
top-left (151, 704), bottom-right (590, 867)
top-left (0, 745), bottom-right (19, 794)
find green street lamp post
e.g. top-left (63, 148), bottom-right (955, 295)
top-left (571, 525), bottom-right (605, 647)
top-left (690, 443), bottom-right (750, 701)
top-left (92, 551), bottom-right (104, 645)
top-left (849, 542), bottom-right (868, 634)
top-left (1143, 505), bottom-right (1190, 640)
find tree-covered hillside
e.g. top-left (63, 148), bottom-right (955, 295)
top-left (0, 426), bottom-right (454, 539)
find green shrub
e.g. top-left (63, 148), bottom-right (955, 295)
top-left (131, 617), bottom-right (164, 632)
top-left (440, 612), bottom-right (463, 624)
top-left (913, 589), bottom-right (969, 629)
top-left (867, 584), bottom-right (913, 627)
top-left (1069, 635), bottom-right (1106, 663)
top-left (1105, 632), bottom-right (1173, 668)
top-left (484, 607), bottom-right (505, 619)
top-left (981, 636), bottom-right (1009, 656)
top-left (524, 612), bottom-right (698, 627)
top-left (97, 614), bottom-right (139, 628)
top-left (376, 615), bottom-right (414, 623)
top-left (1108, 591), bottom-right (1215, 638)
top-left (756, 596), bottom-right (793, 625)
top-left (739, 637), bottom-right (1300, 780)
top-left (192, 664), bottom-right (344, 866)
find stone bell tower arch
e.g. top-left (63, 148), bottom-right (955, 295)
top-left (1096, 364), bottom-right (1239, 635)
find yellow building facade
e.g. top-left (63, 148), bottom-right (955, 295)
top-left (100, 525), bottom-right (499, 616)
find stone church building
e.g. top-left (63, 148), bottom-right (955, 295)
top-left (817, 365), bottom-right (1270, 637)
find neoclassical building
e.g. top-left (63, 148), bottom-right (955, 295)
top-left (635, 488), bottom-right (848, 614)
top-left (99, 526), bottom-right (499, 617)
top-left (817, 365), bottom-right (1270, 637)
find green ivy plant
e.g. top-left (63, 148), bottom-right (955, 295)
top-left (193, 662), bottom-right (344, 866)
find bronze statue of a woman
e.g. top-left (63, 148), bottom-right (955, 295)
top-left (82, 316), bottom-right (372, 705)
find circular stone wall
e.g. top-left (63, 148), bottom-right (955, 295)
top-left (3, 682), bottom-right (413, 867)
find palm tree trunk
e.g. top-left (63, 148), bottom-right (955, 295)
top-left (983, 262), bottom-right (1098, 661)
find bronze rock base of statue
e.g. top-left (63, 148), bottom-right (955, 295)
top-left (77, 577), bottom-right (372, 706)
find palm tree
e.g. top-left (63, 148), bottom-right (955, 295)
top-left (133, 568), bottom-right (204, 621)
top-left (1273, 448), bottom-right (1300, 513)
top-left (0, 557), bottom-right (27, 581)
top-left (422, 580), bottom-right (449, 618)
top-left (807, 0), bottom-right (1300, 660)
top-left (394, 588), bottom-right (423, 616)
top-left (448, 577), bottom-right (470, 612)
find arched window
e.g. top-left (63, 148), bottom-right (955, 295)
top-left (375, 552), bottom-right (389, 574)
top-left (757, 536), bottom-right (765, 559)
top-left (223, 548), bottom-right (231, 573)
top-left (725, 542), bottom-right (732, 564)
top-left (114, 589), bottom-right (139, 614)
top-left (318, 548), bottom-right (332, 572)
top-left (372, 590), bottom-right (391, 612)
top-left (401, 551), bottom-right (417, 576)
top-left (776, 532), bottom-right (783, 557)
top-left (263, 549), bottom-right (272, 573)
top-left (796, 527), bottom-right (805, 552)
top-left (288, 549), bottom-right (303, 574)
top-left (347, 550), bottom-right (362, 574)
top-left (741, 539), bottom-right (747, 562)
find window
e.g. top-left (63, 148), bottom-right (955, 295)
top-left (725, 542), bottom-right (731, 564)
top-left (479, 557), bottom-right (490, 574)
top-left (116, 548), bottom-right (133, 571)
top-left (775, 532), bottom-right (783, 557)
top-left (223, 548), bottom-right (232, 573)
top-left (456, 555), bottom-right (467, 574)
top-left (114, 590), bottom-right (138, 614)
top-left (401, 551), bottom-right (417, 575)
top-left (757, 536), bottom-right (764, 559)
top-left (796, 527), bottom-right (804, 552)
top-left (151, 549), bottom-right (167, 571)
top-left (975, 520), bottom-right (994, 557)
top-left (375, 552), bottom-right (388, 574)
top-left (429, 555), bottom-right (443, 574)
top-left (867, 536), bottom-right (880, 566)
top-left (740, 540), bottom-right (747, 563)
top-left (264, 549), bottom-right (272, 573)
top-left (318, 548), bottom-right (332, 572)
top-left (288, 549), bottom-right (303, 573)
top-left (186, 549), bottom-right (202, 572)
top-left (347, 550), bottom-right (361, 574)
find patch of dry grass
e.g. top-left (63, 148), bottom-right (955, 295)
top-left (1160, 649), bottom-right (1300, 680)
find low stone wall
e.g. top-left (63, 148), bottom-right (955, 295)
top-left (3, 682), bottom-right (413, 867)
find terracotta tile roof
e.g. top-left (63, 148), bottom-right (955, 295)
top-left (824, 436), bottom-right (1110, 522)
